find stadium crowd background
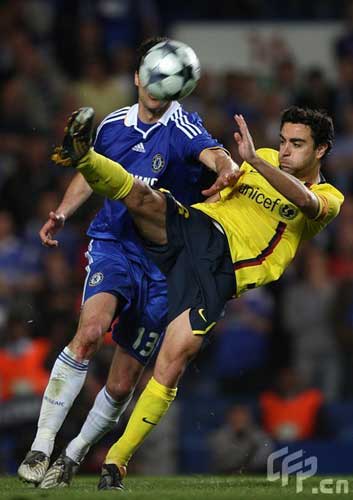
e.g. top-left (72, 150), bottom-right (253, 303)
top-left (1, 0), bottom-right (353, 476)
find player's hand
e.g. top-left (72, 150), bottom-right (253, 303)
top-left (234, 114), bottom-right (257, 164)
top-left (39, 211), bottom-right (65, 247)
top-left (201, 164), bottom-right (243, 197)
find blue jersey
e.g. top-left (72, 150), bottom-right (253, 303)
top-left (87, 101), bottom-right (223, 255)
top-left (82, 102), bottom-right (225, 362)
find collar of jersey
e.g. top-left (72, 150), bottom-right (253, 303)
top-left (125, 101), bottom-right (181, 136)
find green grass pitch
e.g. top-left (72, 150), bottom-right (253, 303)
top-left (0, 475), bottom-right (352, 499)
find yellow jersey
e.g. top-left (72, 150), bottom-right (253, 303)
top-left (193, 148), bottom-right (344, 296)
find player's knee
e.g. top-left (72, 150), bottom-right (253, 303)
top-left (71, 321), bottom-right (105, 359)
top-left (126, 178), bottom-right (164, 217)
top-left (106, 378), bottom-right (136, 402)
top-left (155, 338), bottom-right (201, 386)
top-left (78, 321), bottom-right (105, 344)
top-left (125, 179), bottom-right (150, 212)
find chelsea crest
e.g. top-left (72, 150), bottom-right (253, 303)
top-left (152, 154), bottom-right (165, 173)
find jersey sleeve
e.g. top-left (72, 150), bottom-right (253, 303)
top-left (303, 183), bottom-right (344, 239)
top-left (171, 111), bottom-right (225, 160)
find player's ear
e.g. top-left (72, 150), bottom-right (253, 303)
top-left (134, 71), bottom-right (139, 87)
top-left (316, 143), bottom-right (328, 160)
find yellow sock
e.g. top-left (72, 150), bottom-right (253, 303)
top-left (105, 377), bottom-right (177, 467)
top-left (77, 149), bottom-right (134, 200)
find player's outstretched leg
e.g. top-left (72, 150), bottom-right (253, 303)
top-left (51, 107), bottom-right (167, 246)
top-left (51, 106), bottom-right (134, 201)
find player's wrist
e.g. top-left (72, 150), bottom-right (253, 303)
top-left (54, 212), bottom-right (66, 223)
top-left (247, 154), bottom-right (262, 169)
top-left (216, 158), bottom-right (237, 176)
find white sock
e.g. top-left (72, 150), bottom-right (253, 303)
top-left (65, 386), bottom-right (133, 463)
top-left (31, 346), bottom-right (89, 457)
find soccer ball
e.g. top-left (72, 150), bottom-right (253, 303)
top-left (139, 39), bottom-right (201, 101)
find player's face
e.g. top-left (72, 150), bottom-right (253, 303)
top-left (279, 123), bottom-right (326, 179)
top-left (135, 72), bottom-right (170, 118)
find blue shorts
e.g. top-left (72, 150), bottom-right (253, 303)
top-left (82, 239), bottom-right (167, 365)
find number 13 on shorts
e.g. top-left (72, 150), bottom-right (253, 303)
top-left (133, 327), bottom-right (161, 357)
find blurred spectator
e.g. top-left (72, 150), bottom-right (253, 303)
top-left (0, 78), bottom-right (32, 158)
top-left (110, 45), bottom-right (137, 102)
top-left (183, 71), bottom-right (221, 115)
top-left (37, 250), bottom-right (80, 323)
top-left (248, 33), bottom-right (292, 78)
top-left (332, 276), bottom-right (353, 398)
top-left (295, 67), bottom-right (336, 116)
top-left (214, 288), bottom-right (274, 396)
top-left (209, 404), bottom-right (274, 474)
top-left (24, 191), bottom-right (80, 266)
top-left (260, 367), bottom-right (326, 441)
top-left (0, 132), bottom-right (55, 228)
top-left (333, 2), bottom-right (353, 133)
top-left (75, 19), bottom-right (107, 75)
top-left (183, 71), bottom-right (233, 153)
top-left (0, 313), bottom-right (50, 401)
top-left (0, 310), bottom-right (51, 473)
top-left (258, 90), bottom-right (287, 147)
top-left (335, 0), bottom-right (353, 61)
top-left (329, 196), bottom-right (353, 281)
top-left (89, 0), bottom-right (161, 52)
top-left (74, 58), bottom-right (134, 122)
top-left (281, 244), bottom-right (340, 401)
top-left (326, 107), bottom-right (353, 193)
top-left (222, 71), bottom-right (262, 124)
top-left (271, 57), bottom-right (299, 107)
top-left (6, 30), bottom-right (67, 129)
top-left (0, 210), bottom-right (43, 307)
top-left (334, 52), bottom-right (353, 132)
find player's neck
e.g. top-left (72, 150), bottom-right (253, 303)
top-left (138, 102), bottom-right (171, 124)
top-left (298, 169), bottom-right (321, 184)
top-left (296, 162), bottom-right (321, 184)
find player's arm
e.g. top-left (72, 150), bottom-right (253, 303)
top-left (199, 147), bottom-right (242, 197)
top-left (40, 173), bottom-right (93, 247)
top-left (234, 114), bottom-right (319, 219)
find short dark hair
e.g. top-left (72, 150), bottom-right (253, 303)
top-left (280, 106), bottom-right (334, 157)
top-left (136, 37), bottom-right (169, 71)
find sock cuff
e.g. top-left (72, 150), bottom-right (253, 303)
top-left (147, 377), bottom-right (178, 402)
top-left (103, 386), bottom-right (133, 408)
top-left (60, 346), bottom-right (89, 371)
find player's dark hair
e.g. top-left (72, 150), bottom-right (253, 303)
top-left (280, 106), bottom-right (334, 158)
top-left (136, 37), bottom-right (169, 71)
